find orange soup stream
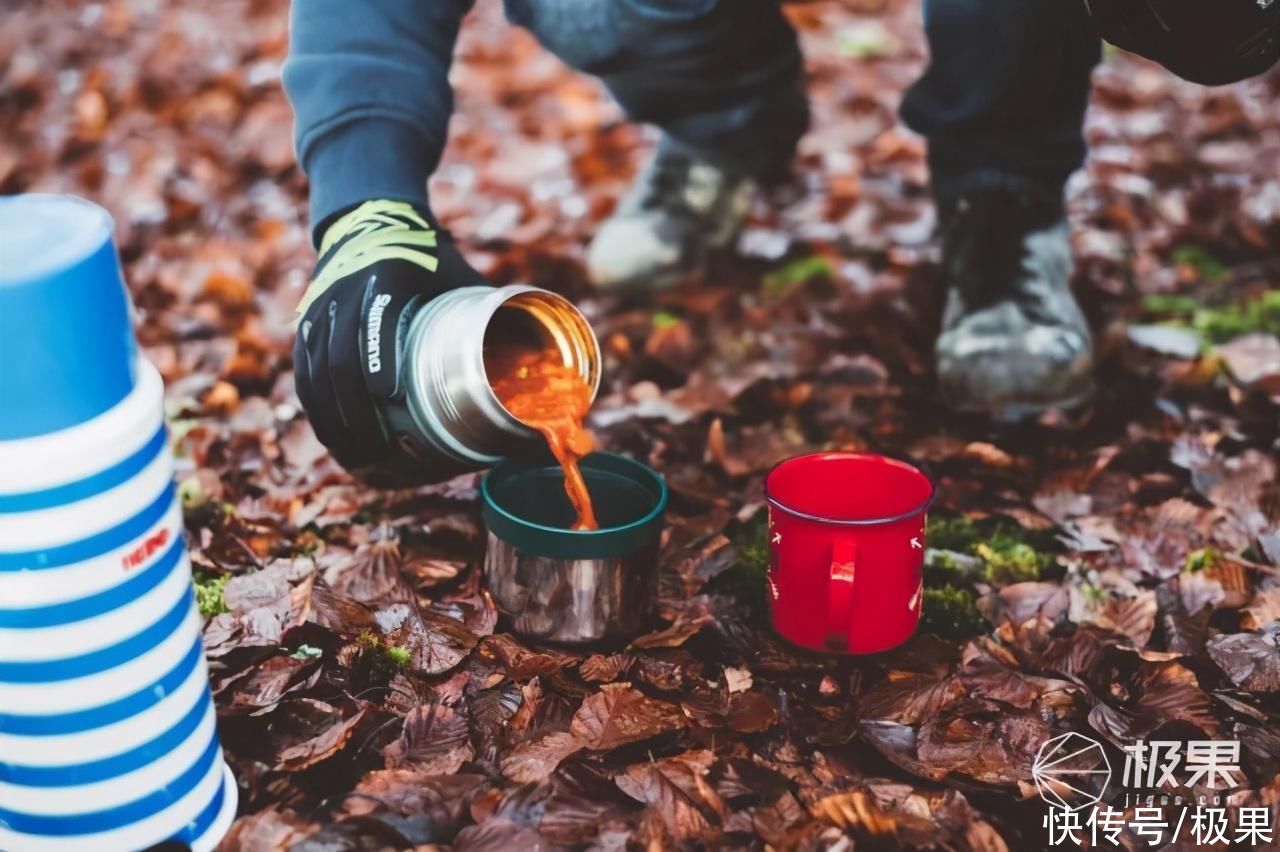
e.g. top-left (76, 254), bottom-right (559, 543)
top-left (487, 344), bottom-right (598, 531)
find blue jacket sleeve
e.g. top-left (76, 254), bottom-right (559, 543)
top-left (282, 0), bottom-right (474, 239)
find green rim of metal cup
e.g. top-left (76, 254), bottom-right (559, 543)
top-left (482, 452), bottom-right (668, 560)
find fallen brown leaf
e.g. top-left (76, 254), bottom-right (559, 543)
top-left (276, 704), bottom-right (370, 771)
top-left (1207, 625), bottom-right (1280, 694)
top-left (382, 702), bottom-right (474, 774)
top-left (569, 683), bottom-right (686, 750)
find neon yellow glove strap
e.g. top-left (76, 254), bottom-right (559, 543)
top-left (296, 200), bottom-right (441, 319)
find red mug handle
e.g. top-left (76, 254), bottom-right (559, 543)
top-left (826, 535), bottom-right (857, 650)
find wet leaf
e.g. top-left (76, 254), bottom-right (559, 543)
top-left (217, 807), bottom-right (317, 850)
top-left (1217, 333), bottom-right (1280, 396)
top-left (1207, 625), bottom-right (1280, 693)
top-left (1242, 588), bottom-right (1280, 630)
top-left (500, 731), bottom-right (584, 784)
top-left (382, 702), bottom-right (474, 774)
top-left (578, 653), bottom-right (635, 683)
top-left (569, 683), bottom-right (686, 750)
top-left (728, 690), bottom-right (780, 733)
top-left (616, 752), bottom-right (725, 843)
top-left (1134, 661), bottom-right (1221, 734)
top-left (861, 670), bottom-right (964, 726)
top-left (483, 633), bottom-right (578, 678)
top-left (217, 654), bottom-right (319, 715)
top-left (275, 704), bottom-right (371, 771)
top-left (810, 789), bottom-right (897, 836)
top-left (630, 601), bottom-right (714, 649)
top-left (343, 770), bottom-right (488, 843)
top-left (380, 603), bottom-right (479, 676)
top-left (329, 524), bottom-right (415, 605)
top-left (1092, 590), bottom-right (1158, 647)
top-left (723, 666), bottom-right (753, 693)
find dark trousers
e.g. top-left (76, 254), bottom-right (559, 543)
top-left (506, 0), bottom-right (1101, 202)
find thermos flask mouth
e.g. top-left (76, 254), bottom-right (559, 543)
top-left (402, 285), bottom-right (601, 467)
top-left (484, 286), bottom-right (602, 415)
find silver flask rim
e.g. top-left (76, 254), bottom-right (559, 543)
top-left (402, 285), bottom-right (601, 467)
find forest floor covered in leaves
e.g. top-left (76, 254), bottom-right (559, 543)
top-left (4, 0), bottom-right (1280, 848)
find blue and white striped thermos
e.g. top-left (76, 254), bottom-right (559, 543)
top-left (0, 195), bottom-right (237, 851)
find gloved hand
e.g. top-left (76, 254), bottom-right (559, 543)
top-left (294, 199), bottom-right (488, 483)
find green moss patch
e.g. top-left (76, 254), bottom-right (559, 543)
top-left (920, 587), bottom-right (986, 641)
top-left (915, 514), bottom-right (1058, 640)
top-left (763, 256), bottom-right (833, 301)
top-left (193, 572), bottom-right (229, 618)
top-left (925, 515), bottom-right (1055, 587)
top-left (1143, 289), bottom-right (1280, 345)
top-left (706, 514), bottom-right (772, 615)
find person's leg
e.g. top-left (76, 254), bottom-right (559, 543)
top-left (902, 0), bottom-right (1100, 206)
top-left (510, 0), bottom-right (807, 180)
top-left (902, 0), bottom-right (1101, 419)
top-left (508, 0), bottom-right (808, 290)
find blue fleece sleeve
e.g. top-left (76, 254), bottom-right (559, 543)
top-left (282, 0), bottom-right (474, 238)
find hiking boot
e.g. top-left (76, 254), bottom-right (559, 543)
top-left (587, 138), bottom-right (755, 293)
top-left (935, 190), bottom-right (1095, 420)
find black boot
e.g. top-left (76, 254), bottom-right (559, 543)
top-left (935, 190), bottom-right (1094, 420)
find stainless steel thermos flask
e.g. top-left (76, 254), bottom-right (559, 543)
top-left (380, 284), bottom-right (602, 481)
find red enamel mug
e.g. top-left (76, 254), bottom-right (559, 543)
top-left (764, 452), bottom-right (934, 654)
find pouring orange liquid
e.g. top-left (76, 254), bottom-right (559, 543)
top-left (487, 344), bottom-right (599, 531)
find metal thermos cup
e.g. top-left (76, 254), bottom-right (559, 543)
top-left (482, 453), bottom-right (668, 645)
top-left (380, 284), bottom-right (602, 482)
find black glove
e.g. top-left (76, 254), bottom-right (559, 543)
top-left (294, 199), bottom-right (487, 483)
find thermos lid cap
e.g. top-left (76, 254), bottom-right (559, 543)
top-left (482, 452), bottom-right (668, 560)
top-left (0, 194), bottom-right (137, 441)
top-left (0, 195), bottom-right (113, 287)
